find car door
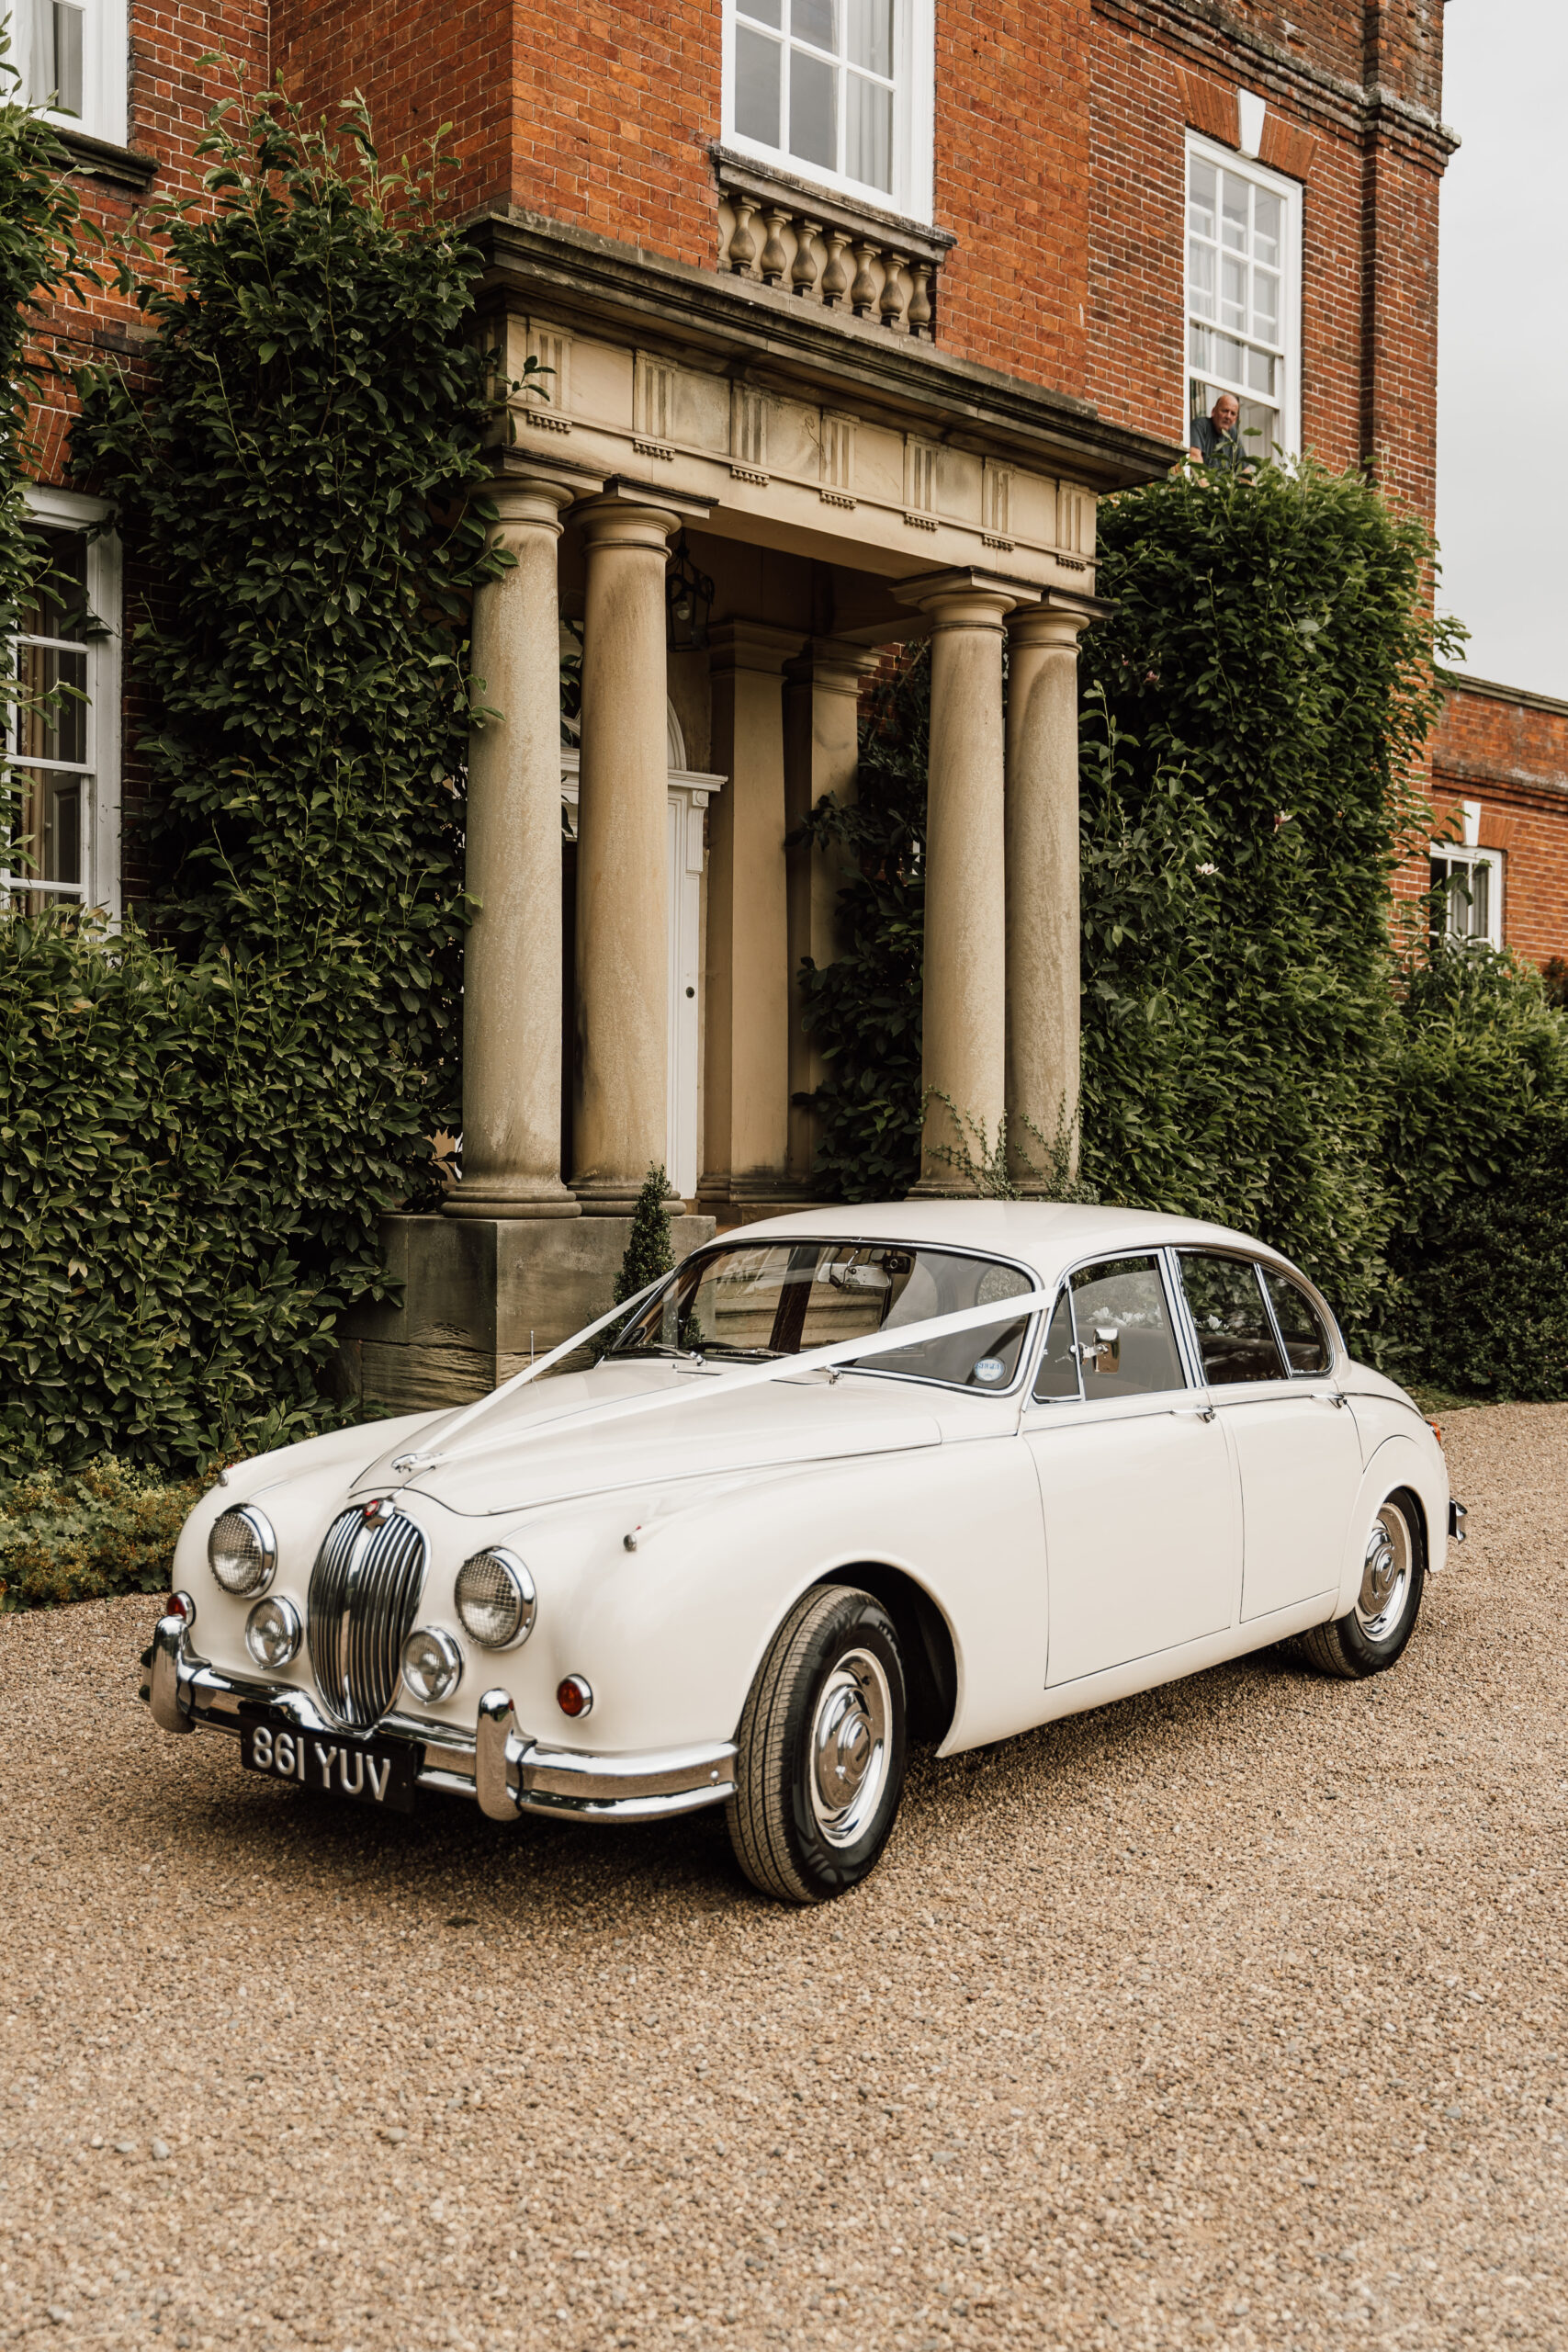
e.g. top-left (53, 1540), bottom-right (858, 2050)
top-left (1024, 1251), bottom-right (1242, 1688)
top-left (1171, 1250), bottom-right (1360, 1623)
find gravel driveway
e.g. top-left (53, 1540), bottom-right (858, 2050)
top-left (3, 1403), bottom-right (1566, 2351)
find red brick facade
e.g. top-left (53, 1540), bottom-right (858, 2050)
top-left (1400, 680), bottom-right (1568, 975)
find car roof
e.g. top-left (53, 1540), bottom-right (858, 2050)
top-left (703, 1200), bottom-right (1303, 1292)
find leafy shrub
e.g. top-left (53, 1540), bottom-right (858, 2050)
top-left (2, 86), bottom-right (511, 1478)
top-left (0, 1455), bottom-right (205, 1612)
top-left (615, 1165), bottom-right (676, 1304)
top-left (1, 917), bottom-right (416, 1468)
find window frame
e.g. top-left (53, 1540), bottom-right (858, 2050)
top-left (1183, 131), bottom-right (1303, 467)
top-left (1429, 842), bottom-right (1505, 952)
top-left (5, 484), bottom-right (121, 920)
top-left (721, 0), bottom-right (936, 223)
top-left (1170, 1248), bottom-right (1343, 1389)
top-left (1027, 1249), bottom-right (1194, 1408)
top-left (13, 0), bottom-right (130, 149)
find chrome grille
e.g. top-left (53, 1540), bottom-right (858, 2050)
top-left (307, 1506), bottom-right (427, 1730)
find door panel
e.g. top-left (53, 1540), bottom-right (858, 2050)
top-left (1028, 1402), bottom-right (1241, 1687)
top-left (1221, 1393), bottom-right (1363, 1620)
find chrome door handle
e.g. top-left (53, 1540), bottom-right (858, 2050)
top-left (1315, 1392), bottom-right (1348, 1408)
top-left (1171, 1406), bottom-right (1215, 1422)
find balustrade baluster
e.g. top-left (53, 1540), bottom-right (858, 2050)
top-left (792, 219), bottom-right (822, 297)
top-left (728, 199), bottom-right (758, 276)
top-left (850, 242), bottom-right (878, 318)
top-left (760, 209), bottom-right (790, 286)
top-left (820, 232), bottom-right (851, 308)
top-left (907, 261), bottom-right (934, 339)
top-left (879, 254), bottom-right (908, 331)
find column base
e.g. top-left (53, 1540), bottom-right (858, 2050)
top-left (443, 1175), bottom-right (581, 1220)
top-left (571, 1179), bottom-right (656, 1217)
top-left (907, 1176), bottom-right (983, 1201)
top-left (697, 1171), bottom-right (818, 1227)
top-left (338, 1211), bottom-right (716, 1408)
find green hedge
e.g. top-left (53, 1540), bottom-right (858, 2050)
top-left (0, 1456), bottom-right (204, 1611)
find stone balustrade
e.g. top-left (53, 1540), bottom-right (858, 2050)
top-left (711, 148), bottom-right (955, 342)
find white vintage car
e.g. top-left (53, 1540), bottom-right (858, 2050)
top-left (142, 1203), bottom-right (1461, 1902)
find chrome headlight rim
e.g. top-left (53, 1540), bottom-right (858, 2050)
top-left (454, 1546), bottom-right (537, 1651)
top-left (400, 1624), bottom-right (464, 1705)
top-left (208, 1505), bottom-right (277, 1598)
top-left (244, 1594), bottom-right (302, 1671)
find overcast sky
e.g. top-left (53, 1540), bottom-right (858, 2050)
top-left (1437, 0), bottom-right (1568, 698)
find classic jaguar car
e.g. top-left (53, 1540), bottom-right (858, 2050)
top-left (142, 1203), bottom-right (1462, 1902)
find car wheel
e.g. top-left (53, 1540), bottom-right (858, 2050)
top-left (1298, 1491), bottom-right (1426, 1679)
top-left (728, 1585), bottom-right (908, 1905)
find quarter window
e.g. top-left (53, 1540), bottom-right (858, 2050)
top-left (1185, 136), bottom-right (1300, 466)
top-left (725, 0), bottom-right (934, 216)
top-left (1260, 1270), bottom-right (1332, 1374)
top-left (1177, 1254), bottom-right (1287, 1385)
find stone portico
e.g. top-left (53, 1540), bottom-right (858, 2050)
top-left (344, 207), bottom-right (1170, 1407)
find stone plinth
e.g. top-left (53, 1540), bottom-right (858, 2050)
top-left (339, 1212), bottom-right (716, 1409)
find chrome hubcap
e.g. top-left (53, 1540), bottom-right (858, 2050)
top-left (808, 1647), bottom-right (892, 1849)
top-left (1356, 1505), bottom-right (1413, 1643)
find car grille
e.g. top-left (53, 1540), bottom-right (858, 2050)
top-left (307, 1506), bottom-right (426, 1730)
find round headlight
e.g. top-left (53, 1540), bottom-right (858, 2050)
top-left (244, 1595), bottom-right (301, 1670)
top-left (400, 1626), bottom-right (463, 1704)
top-left (209, 1507), bottom-right (276, 1597)
top-left (455, 1548), bottom-right (536, 1649)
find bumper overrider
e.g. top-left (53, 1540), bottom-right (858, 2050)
top-left (141, 1608), bottom-right (737, 1825)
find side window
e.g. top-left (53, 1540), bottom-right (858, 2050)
top-left (1261, 1269), bottom-right (1332, 1374)
top-left (1032, 1289), bottom-right (1079, 1401)
top-left (1178, 1254), bottom-right (1287, 1385)
top-left (1068, 1255), bottom-right (1187, 1400)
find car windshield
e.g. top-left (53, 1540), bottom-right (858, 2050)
top-left (609, 1240), bottom-right (1040, 1392)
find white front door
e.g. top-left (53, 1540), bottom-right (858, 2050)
top-left (1025, 1253), bottom-right (1242, 1688)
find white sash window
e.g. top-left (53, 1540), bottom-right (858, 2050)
top-left (1185, 134), bottom-right (1302, 466)
top-left (15, 0), bottom-right (129, 148)
top-left (4, 489), bottom-right (120, 919)
top-left (723, 0), bottom-right (934, 220)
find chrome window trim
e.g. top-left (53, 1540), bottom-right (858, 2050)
top-left (630, 1234), bottom-right (1046, 1399)
top-left (1168, 1245), bottom-right (1342, 1389)
top-left (1255, 1261), bottom-right (1337, 1381)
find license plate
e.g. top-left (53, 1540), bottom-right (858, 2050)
top-left (240, 1722), bottom-right (418, 1812)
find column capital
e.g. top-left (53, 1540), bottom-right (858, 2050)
top-left (707, 618), bottom-right (807, 677)
top-left (483, 473), bottom-right (579, 535)
top-left (1007, 584), bottom-right (1115, 647)
top-left (573, 494), bottom-right (686, 554)
top-left (890, 567), bottom-right (1042, 630)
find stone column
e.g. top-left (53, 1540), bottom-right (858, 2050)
top-left (701, 619), bottom-right (806, 1220)
top-left (571, 494), bottom-right (682, 1214)
top-left (893, 571), bottom-right (1036, 1193)
top-left (447, 474), bottom-right (579, 1219)
top-left (782, 637), bottom-right (879, 1185)
top-left (1004, 593), bottom-right (1108, 1188)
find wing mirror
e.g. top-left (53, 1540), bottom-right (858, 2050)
top-left (1076, 1325), bottom-right (1121, 1374)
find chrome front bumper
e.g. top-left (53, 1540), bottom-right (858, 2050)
top-left (141, 1610), bottom-right (737, 1826)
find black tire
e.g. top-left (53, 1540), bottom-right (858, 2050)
top-left (1298, 1490), bottom-right (1426, 1679)
top-left (728, 1585), bottom-right (908, 1904)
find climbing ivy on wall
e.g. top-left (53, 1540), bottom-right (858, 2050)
top-left (2, 84), bottom-right (509, 1472)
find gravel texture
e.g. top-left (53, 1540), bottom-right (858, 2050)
top-left (3, 1402), bottom-right (1566, 2351)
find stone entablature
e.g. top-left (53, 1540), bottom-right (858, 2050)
top-left (498, 309), bottom-right (1104, 591)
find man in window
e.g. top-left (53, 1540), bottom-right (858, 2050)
top-left (1187, 392), bottom-right (1247, 473)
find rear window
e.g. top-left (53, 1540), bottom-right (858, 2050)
top-left (609, 1239), bottom-right (1039, 1392)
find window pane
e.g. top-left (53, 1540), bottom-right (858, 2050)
top-left (1188, 241), bottom-right (1215, 319)
top-left (738, 0), bottom-right (783, 24)
top-left (863, 1254), bottom-right (1034, 1389)
top-left (1032, 1290), bottom-right (1080, 1401)
top-left (1254, 189), bottom-right (1280, 267)
top-left (789, 45), bottom-right (837, 167)
top-left (1261, 1272), bottom-right (1331, 1375)
top-left (1215, 332), bottom-right (1244, 379)
top-left (1246, 347), bottom-right (1274, 394)
top-left (1177, 1254), bottom-right (1286, 1385)
top-left (1188, 157), bottom-right (1216, 237)
top-left (1221, 173), bottom-right (1247, 250)
top-left (1068, 1256), bottom-right (1186, 1399)
top-left (21, 526), bottom-right (88, 639)
top-left (845, 71), bottom-right (891, 188)
top-left (846, 0), bottom-right (892, 75)
top-left (1471, 861), bottom-right (1491, 937)
top-left (1253, 268), bottom-right (1279, 338)
top-left (1189, 322), bottom-right (1213, 368)
top-left (735, 24), bottom-right (782, 143)
top-left (794, 0), bottom-right (838, 52)
top-left (14, 640), bottom-right (88, 764)
top-left (1221, 254), bottom-right (1247, 329)
top-left (50, 1), bottom-right (85, 116)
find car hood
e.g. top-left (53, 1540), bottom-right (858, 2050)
top-left (351, 1361), bottom-right (945, 1518)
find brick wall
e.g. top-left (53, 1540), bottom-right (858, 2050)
top-left (1394, 681), bottom-right (1568, 974)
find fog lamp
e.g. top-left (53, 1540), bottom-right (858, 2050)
top-left (209, 1507), bottom-right (276, 1597)
top-left (455, 1548), bottom-right (536, 1649)
top-left (401, 1626), bottom-right (463, 1704)
top-left (245, 1595), bottom-right (301, 1670)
